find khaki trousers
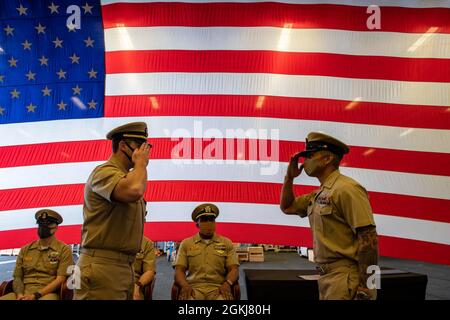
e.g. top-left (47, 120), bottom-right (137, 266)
top-left (0, 284), bottom-right (59, 300)
top-left (73, 252), bottom-right (135, 300)
top-left (0, 292), bottom-right (59, 300)
top-left (317, 263), bottom-right (360, 300)
top-left (190, 284), bottom-right (225, 300)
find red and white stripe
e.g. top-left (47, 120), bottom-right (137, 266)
top-left (0, 0), bottom-right (449, 265)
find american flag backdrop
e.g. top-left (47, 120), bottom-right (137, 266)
top-left (0, 0), bottom-right (449, 265)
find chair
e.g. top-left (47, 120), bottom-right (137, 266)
top-left (0, 279), bottom-right (72, 300)
top-left (142, 278), bottom-right (156, 300)
top-left (60, 280), bottom-right (73, 300)
top-left (0, 280), bottom-right (13, 297)
top-left (171, 282), bottom-right (241, 300)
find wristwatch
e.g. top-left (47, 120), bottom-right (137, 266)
top-left (226, 279), bottom-right (233, 286)
top-left (135, 280), bottom-right (143, 288)
top-left (33, 292), bottom-right (42, 300)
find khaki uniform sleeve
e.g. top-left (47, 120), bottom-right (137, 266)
top-left (336, 184), bottom-right (376, 234)
top-left (13, 247), bottom-right (25, 279)
top-left (173, 240), bottom-right (188, 268)
top-left (57, 245), bottom-right (74, 277)
top-left (91, 165), bottom-right (126, 202)
top-left (142, 241), bottom-right (156, 273)
top-left (292, 192), bottom-right (316, 218)
top-left (225, 240), bottom-right (239, 267)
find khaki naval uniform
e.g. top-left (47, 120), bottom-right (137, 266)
top-left (0, 238), bottom-right (73, 300)
top-left (292, 169), bottom-right (376, 300)
top-left (74, 156), bottom-right (146, 300)
top-left (174, 233), bottom-right (239, 300)
top-left (133, 236), bottom-right (156, 299)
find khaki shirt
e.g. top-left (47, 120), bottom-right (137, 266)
top-left (13, 237), bottom-right (73, 289)
top-left (81, 156), bottom-right (146, 255)
top-left (133, 236), bottom-right (156, 282)
top-left (292, 170), bottom-right (376, 264)
top-left (174, 233), bottom-right (239, 286)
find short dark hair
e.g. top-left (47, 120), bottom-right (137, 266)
top-left (321, 150), bottom-right (342, 169)
top-left (112, 138), bottom-right (121, 153)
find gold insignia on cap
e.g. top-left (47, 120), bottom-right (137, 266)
top-left (191, 203), bottom-right (220, 221)
top-left (106, 122), bottom-right (148, 141)
top-left (299, 132), bottom-right (349, 157)
top-left (35, 209), bottom-right (63, 224)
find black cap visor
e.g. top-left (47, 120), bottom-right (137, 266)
top-left (298, 147), bottom-right (323, 158)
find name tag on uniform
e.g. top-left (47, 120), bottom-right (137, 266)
top-left (24, 255), bottom-right (33, 262)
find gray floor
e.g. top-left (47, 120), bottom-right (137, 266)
top-left (1, 253), bottom-right (449, 300)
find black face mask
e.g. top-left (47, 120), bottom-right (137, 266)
top-left (37, 225), bottom-right (53, 239)
top-left (122, 141), bottom-right (136, 163)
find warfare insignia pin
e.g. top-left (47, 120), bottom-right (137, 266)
top-left (48, 252), bottom-right (60, 264)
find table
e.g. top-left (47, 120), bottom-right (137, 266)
top-left (244, 268), bottom-right (428, 300)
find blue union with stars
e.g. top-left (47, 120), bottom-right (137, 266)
top-left (0, 0), bottom-right (105, 124)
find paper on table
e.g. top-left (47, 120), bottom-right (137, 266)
top-left (380, 269), bottom-right (409, 275)
top-left (298, 274), bottom-right (321, 281)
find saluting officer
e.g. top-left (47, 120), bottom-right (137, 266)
top-left (280, 132), bottom-right (378, 300)
top-left (74, 122), bottom-right (151, 300)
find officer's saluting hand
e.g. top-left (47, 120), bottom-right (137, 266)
top-left (132, 142), bottom-right (150, 167)
top-left (286, 151), bottom-right (303, 179)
